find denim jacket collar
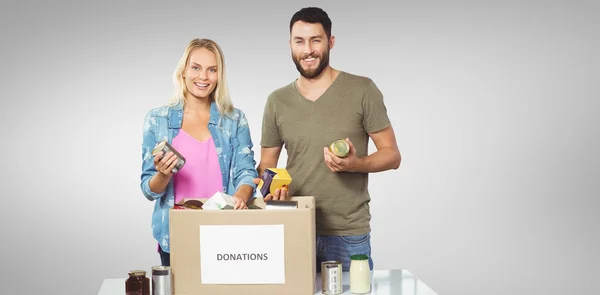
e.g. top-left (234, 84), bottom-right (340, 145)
top-left (167, 100), bottom-right (220, 129)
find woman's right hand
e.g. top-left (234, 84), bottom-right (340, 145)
top-left (154, 151), bottom-right (179, 176)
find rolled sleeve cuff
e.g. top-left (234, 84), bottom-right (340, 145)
top-left (235, 175), bottom-right (257, 194)
top-left (141, 177), bottom-right (164, 201)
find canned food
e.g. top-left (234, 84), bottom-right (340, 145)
top-left (152, 140), bottom-right (186, 173)
top-left (152, 266), bottom-right (173, 295)
top-left (321, 261), bottom-right (343, 294)
top-left (329, 139), bottom-right (349, 158)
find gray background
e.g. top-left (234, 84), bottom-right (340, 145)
top-left (0, 0), bottom-right (598, 294)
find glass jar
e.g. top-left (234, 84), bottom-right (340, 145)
top-left (349, 254), bottom-right (371, 294)
top-left (125, 270), bottom-right (150, 295)
top-left (329, 139), bottom-right (350, 158)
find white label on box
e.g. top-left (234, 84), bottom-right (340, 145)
top-left (199, 224), bottom-right (285, 284)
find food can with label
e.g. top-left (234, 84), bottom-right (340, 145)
top-left (152, 140), bottom-right (186, 173)
top-left (329, 139), bottom-right (349, 158)
top-left (321, 261), bottom-right (343, 294)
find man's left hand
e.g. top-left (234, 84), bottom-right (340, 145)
top-left (323, 138), bottom-right (361, 173)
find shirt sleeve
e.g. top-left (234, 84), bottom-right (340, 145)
top-left (260, 93), bottom-right (283, 147)
top-left (362, 80), bottom-right (391, 133)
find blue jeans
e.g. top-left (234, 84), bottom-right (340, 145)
top-left (316, 233), bottom-right (374, 272)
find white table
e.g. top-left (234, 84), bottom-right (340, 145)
top-left (314, 269), bottom-right (439, 295)
top-left (98, 269), bottom-right (438, 295)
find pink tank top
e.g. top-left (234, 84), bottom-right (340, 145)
top-left (171, 129), bottom-right (223, 203)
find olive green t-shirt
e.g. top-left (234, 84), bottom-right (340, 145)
top-left (261, 71), bottom-right (391, 236)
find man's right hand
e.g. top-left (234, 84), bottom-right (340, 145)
top-left (252, 178), bottom-right (288, 201)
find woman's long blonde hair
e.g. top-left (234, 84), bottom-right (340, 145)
top-left (168, 38), bottom-right (233, 116)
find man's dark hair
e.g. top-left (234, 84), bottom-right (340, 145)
top-left (289, 7), bottom-right (332, 38)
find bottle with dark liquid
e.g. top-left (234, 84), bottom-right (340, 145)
top-left (125, 270), bottom-right (150, 295)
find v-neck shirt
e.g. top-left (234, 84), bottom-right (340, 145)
top-left (260, 71), bottom-right (391, 236)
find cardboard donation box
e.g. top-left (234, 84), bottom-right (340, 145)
top-left (169, 193), bottom-right (316, 295)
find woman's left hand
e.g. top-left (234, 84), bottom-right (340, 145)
top-left (231, 195), bottom-right (248, 210)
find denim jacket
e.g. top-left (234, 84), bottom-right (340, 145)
top-left (140, 101), bottom-right (258, 252)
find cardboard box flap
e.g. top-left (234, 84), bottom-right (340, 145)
top-left (176, 196), bottom-right (315, 210)
top-left (249, 196), bottom-right (314, 210)
top-left (288, 196), bottom-right (315, 209)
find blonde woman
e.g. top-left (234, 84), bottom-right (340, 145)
top-left (140, 38), bottom-right (258, 266)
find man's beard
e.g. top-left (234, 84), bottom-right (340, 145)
top-left (293, 50), bottom-right (330, 79)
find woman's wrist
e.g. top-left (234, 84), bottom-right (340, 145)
top-left (234, 184), bottom-right (254, 202)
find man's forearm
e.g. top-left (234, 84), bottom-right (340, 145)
top-left (257, 146), bottom-right (283, 178)
top-left (257, 161), bottom-right (276, 178)
top-left (352, 147), bottom-right (401, 173)
top-left (256, 164), bottom-right (266, 178)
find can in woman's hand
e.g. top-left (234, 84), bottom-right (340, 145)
top-left (152, 140), bottom-right (186, 173)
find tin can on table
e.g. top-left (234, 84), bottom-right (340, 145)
top-left (152, 266), bottom-right (173, 295)
top-left (329, 139), bottom-right (350, 158)
top-left (152, 140), bottom-right (186, 173)
top-left (321, 261), bottom-right (343, 294)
